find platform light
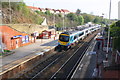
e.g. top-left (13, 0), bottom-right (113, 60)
top-left (106, 0), bottom-right (111, 61)
top-left (118, 1), bottom-right (120, 20)
top-left (1, 0), bottom-right (22, 2)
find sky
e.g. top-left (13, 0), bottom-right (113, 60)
top-left (24, 0), bottom-right (120, 19)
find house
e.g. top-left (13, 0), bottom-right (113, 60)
top-left (45, 8), bottom-right (55, 14)
top-left (39, 8), bottom-right (46, 13)
top-left (52, 9), bottom-right (56, 14)
top-left (61, 9), bottom-right (70, 14)
top-left (55, 9), bottom-right (61, 14)
top-left (27, 6), bottom-right (40, 12)
top-left (60, 10), bottom-right (64, 14)
top-left (0, 25), bottom-right (34, 50)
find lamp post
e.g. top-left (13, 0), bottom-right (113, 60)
top-left (0, 1), bottom-right (4, 54)
top-left (53, 11), bottom-right (56, 28)
top-left (106, 0), bottom-right (111, 61)
top-left (9, 0), bottom-right (12, 23)
top-left (53, 12), bottom-right (56, 40)
top-left (62, 13), bottom-right (65, 31)
top-left (0, 33), bottom-right (4, 53)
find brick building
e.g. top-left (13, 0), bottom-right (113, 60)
top-left (0, 25), bottom-right (34, 50)
top-left (103, 64), bottom-right (120, 79)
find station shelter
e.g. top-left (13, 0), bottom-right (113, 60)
top-left (96, 36), bottom-right (104, 48)
top-left (0, 25), bottom-right (34, 50)
top-left (38, 30), bottom-right (51, 39)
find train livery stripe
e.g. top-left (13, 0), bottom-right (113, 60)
top-left (60, 34), bottom-right (69, 36)
top-left (58, 40), bottom-right (68, 45)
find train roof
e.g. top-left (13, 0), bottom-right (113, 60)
top-left (61, 30), bottom-right (82, 35)
top-left (61, 27), bottom-right (88, 35)
top-left (61, 25), bottom-right (100, 35)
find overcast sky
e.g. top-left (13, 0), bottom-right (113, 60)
top-left (24, 0), bottom-right (120, 19)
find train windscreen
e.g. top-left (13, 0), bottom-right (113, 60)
top-left (59, 35), bottom-right (69, 42)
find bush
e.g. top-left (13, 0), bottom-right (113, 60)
top-left (45, 10), bottom-right (52, 16)
top-left (1, 2), bottom-right (9, 8)
top-left (4, 49), bottom-right (11, 52)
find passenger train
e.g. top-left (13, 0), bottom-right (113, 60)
top-left (55, 25), bottom-right (101, 51)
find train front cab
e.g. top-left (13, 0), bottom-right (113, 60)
top-left (55, 34), bottom-right (70, 51)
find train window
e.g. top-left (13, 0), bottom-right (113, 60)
top-left (90, 28), bottom-right (93, 31)
top-left (86, 30), bottom-right (88, 33)
top-left (70, 37), bottom-right (73, 41)
top-left (74, 35), bottom-right (77, 40)
top-left (59, 35), bottom-right (69, 42)
top-left (79, 32), bottom-right (84, 36)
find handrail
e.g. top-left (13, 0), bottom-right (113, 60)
top-left (117, 50), bottom-right (120, 56)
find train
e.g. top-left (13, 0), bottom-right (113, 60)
top-left (55, 25), bottom-right (101, 51)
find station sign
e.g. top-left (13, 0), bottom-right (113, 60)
top-left (13, 35), bottom-right (22, 39)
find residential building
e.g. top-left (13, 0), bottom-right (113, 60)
top-left (60, 10), bottom-right (64, 14)
top-left (27, 6), bottom-right (40, 12)
top-left (55, 9), bottom-right (61, 14)
top-left (61, 9), bottom-right (70, 14)
top-left (39, 8), bottom-right (46, 13)
top-left (52, 9), bottom-right (56, 14)
top-left (27, 6), bottom-right (71, 15)
top-left (45, 8), bottom-right (55, 14)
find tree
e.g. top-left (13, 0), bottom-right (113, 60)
top-left (67, 13), bottom-right (77, 21)
top-left (110, 21), bottom-right (120, 37)
top-left (93, 17), bottom-right (101, 24)
top-left (76, 9), bottom-right (81, 15)
top-left (115, 20), bottom-right (120, 27)
top-left (110, 20), bottom-right (120, 51)
top-left (78, 15), bottom-right (84, 25)
top-left (82, 13), bottom-right (94, 23)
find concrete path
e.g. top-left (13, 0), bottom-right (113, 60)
top-left (0, 35), bottom-right (59, 72)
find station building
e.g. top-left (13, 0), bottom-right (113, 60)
top-left (0, 25), bottom-right (34, 50)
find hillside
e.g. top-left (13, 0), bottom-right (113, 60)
top-left (1, 2), bottom-right (43, 24)
top-left (1, 2), bottom-right (110, 28)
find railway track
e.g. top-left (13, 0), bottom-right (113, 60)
top-left (19, 30), bottom-right (100, 80)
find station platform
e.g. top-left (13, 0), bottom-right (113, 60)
top-left (0, 35), bottom-right (59, 78)
top-left (71, 36), bottom-right (112, 79)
